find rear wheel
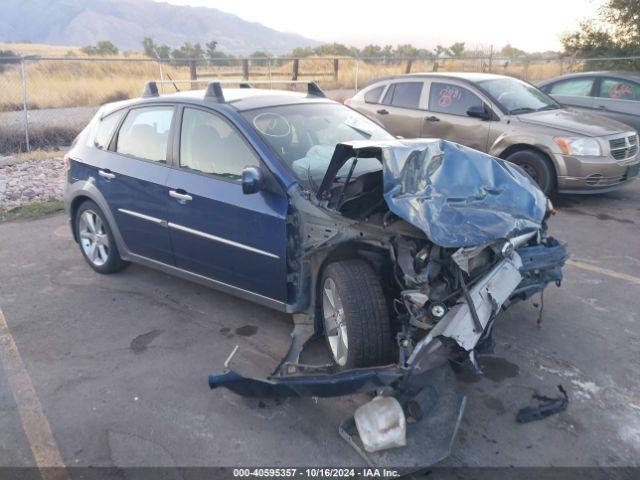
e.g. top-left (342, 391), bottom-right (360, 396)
top-left (505, 149), bottom-right (556, 195)
top-left (321, 260), bottom-right (393, 368)
top-left (75, 200), bottom-right (128, 274)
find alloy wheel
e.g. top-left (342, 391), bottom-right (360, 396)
top-left (78, 210), bottom-right (110, 267)
top-left (322, 277), bottom-right (349, 366)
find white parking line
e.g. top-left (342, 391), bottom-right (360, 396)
top-left (0, 307), bottom-right (70, 480)
top-left (567, 259), bottom-right (640, 285)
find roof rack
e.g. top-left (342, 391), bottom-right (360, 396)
top-left (141, 80), bottom-right (325, 102)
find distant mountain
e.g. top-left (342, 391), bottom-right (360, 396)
top-left (0, 0), bottom-right (321, 55)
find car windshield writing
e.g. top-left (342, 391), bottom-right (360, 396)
top-left (479, 78), bottom-right (559, 114)
top-left (242, 103), bottom-right (393, 190)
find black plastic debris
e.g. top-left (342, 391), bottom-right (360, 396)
top-left (516, 385), bottom-right (569, 423)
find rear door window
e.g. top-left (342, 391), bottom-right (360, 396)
top-left (382, 82), bottom-right (423, 109)
top-left (364, 86), bottom-right (385, 104)
top-left (598, 78), bottom-right (640, 101)
top-left (93, 111), bottom-right (124, 150)
top-left (179, 107), bottom-right (259, 181)
top-left (428, 82), bottom-right (483, 116)
top-left (116, 106), bottom-right (175, 162)
top-left (548, 78), bottom-right (594, 97)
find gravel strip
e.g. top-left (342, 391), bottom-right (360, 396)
top-left (0, 156), bottom-right (65, 212)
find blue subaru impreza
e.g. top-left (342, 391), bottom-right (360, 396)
top-left (64, 81), bottom-right (566, 394)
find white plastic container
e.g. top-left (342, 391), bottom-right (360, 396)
top-left (354, 396), bottom-right (407, 453)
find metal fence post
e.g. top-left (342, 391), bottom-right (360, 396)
top-left (157, 59), bottom-right (165, 94)
top-left (354, 58), bottom-right (360, 92)
top-left (268, 58), bottom-right (272, 86)
top-left (20, 58), bottom-right (30, 152)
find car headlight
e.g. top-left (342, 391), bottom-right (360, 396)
top-left (554, 136), bottom-right (601, 156)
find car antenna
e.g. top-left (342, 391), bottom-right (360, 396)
top-left (166, 73), bottom-right (180, 92)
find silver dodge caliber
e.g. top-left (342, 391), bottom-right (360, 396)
top-left (348, 72), bottom-right (639, 194)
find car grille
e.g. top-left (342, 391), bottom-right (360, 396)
top-left (609, 134), bottom-right (639, 164)
top-left (585, 173), bottom-right (626, 187)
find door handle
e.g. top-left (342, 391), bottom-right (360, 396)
top-left (596, 105), bottom-right (607, 110)
top-left (425, 116), bottom-right (440, 122)
top-left (377, 109), bottom-right (389, 115)
top-left (98, 169), bottom-right (115, 180)
top-left (169, 190), bottom-right (193, 202)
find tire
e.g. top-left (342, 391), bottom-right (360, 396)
top-left (320, 259), bottom-right (393, 368)
top-left (505, 149), bottom-right (556, 195)
top-left (74, 200), bottom-right (128, 274)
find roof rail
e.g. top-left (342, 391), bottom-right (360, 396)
top-left (141, 79), bottom-right (326, 102)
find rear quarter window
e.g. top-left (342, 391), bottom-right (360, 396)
top-left (93, 111), bottom-right (124, 150)
top-left (364, 86), bottom-right (385, 104)
top-left (383, 82), bottom-right (423, 109)
top-left (116, 106), bottom-right (175, 162)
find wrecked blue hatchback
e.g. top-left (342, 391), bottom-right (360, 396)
top-left (65, 82), bottom-right (566, 465)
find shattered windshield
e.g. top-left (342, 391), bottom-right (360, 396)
top-left (242, 103), bottom-right (394, 189)
top-left (478, 77), bottom-right (560, 115)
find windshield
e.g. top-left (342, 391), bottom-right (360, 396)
top-left (478, 77), bottom-right (560, 115)
top-left (242, 103), bottom-right (393, 189)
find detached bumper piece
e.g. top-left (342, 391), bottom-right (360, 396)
top-left (511, 238), bottom-right (568, 302)
top-left (208, 367), bottom-right (403, 398)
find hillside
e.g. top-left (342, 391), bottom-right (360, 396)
top-left (0, 0), bottom-right (320, 55)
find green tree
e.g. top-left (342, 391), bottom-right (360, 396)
top-left (205, 41), bottom-right (218, 58)
top-left (313, 43), bottom-right (356, 56)
top-left (448, 42), bottom-right (465, 57)
top-left (500, 44), bottom-right (527, 57)
top-left (249, 51), bottom-right (272, 59)
top-left (171, 42), bottom-right (203, 59)
top-left (81, 40), bottom-right (118, 56)
top-left (562, 0), bottom-right (640, 58)
top-left (360, 44), bottom-right (382, 60)
top-left (142, 37), bottom-right (171, 59)
top-left (0, 49), bottom-right (19, 73)
top-left (289, 46), bottom-right (314, 58)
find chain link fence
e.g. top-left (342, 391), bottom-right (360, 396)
top-left (1, 54), bottom-right (639, 156)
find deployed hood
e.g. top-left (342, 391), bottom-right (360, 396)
top-left (317, 139), bottom-right (547, 248)
top-left (517, 108), bottom-right (633, 137)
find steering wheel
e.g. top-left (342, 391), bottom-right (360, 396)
top-left (253, 112), bottom-right (292, 138)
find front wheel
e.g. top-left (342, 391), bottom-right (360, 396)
top-left (505, 149), bottom-right (556, 195)
top-left (321, 260), bottom-right (393, 368)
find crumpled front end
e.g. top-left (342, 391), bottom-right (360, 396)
top-left (209, 138), bottom-right (567, 464)
top-left (318, 138), bottom-right (548, 248)
top-left (211, 138), bottom-right (567, 393)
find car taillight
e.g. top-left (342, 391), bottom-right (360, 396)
top-left (344, 98), bottom-right (352, 106)
top-left (63, 155), bottom-right (71, 171)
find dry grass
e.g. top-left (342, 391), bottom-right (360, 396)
top-left (0, 42), bottom-right (82, 57)
top-left (11, 148), bottom-right (68, 163)
top-left (0, 42), bottom-right (578, 112)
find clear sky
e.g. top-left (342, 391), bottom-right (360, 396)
top-left (158, 0), bottom-right (603, 52)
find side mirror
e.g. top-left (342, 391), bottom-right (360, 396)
top-left (241, 166), bottom-right (264, 194)
top-left (467, 105), bottom-right (492, 120)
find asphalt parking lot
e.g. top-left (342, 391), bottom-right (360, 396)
top-left (0, 182), bottom-right (639, 471)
